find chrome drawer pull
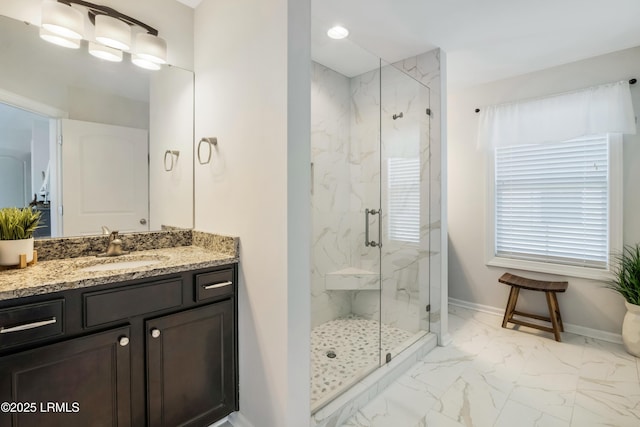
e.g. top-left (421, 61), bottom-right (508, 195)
top-left (0, 317), bottom-right (57, 334)
top-left (202, 281), bottom-right (232, 290)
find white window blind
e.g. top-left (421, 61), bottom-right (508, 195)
top-left (388, 158), bottom-right (420, 244)
top-left (495, 136), bottom-right (609, 268)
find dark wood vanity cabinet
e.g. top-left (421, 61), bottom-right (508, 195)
top-left (0, 263), bottom-right (238, 427)
top-left (147, 300), bottom-right (235, 426)
top-left (0, 326), bottom-right (132, 427)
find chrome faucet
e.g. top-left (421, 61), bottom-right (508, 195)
top-left (98, 229), bottom-right (129, 257)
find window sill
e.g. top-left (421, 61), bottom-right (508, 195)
top-left (486, 256), bottom-right (612, 281)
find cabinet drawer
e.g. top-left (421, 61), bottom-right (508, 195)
top-left (84, 278), bottom-right (183, 327)
top-left (0, 299), bottom-right (64, 350)
top-left (195, 269), bottom-right (234, 302)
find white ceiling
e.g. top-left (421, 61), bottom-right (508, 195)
top-left (179, 0), bottom-right (640, 90)
top-left (175, 0), bottom-right (202, 8)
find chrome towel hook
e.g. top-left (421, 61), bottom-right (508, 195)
top-left (164, 150), bottom-right (180, 171)
top-left (198, 137), bottom-right (218, 165)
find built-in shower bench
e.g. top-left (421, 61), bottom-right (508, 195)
top-left (325, 267), bottom-right (379, 290)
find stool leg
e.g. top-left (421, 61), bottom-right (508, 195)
top-left (502, 287), bottom-right (519, 328)
top-left (545, 292), bottom-right (562, 342)
top-left (551, 293), bottom-right (564, 332)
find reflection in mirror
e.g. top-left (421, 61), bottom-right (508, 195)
top-left (0, 14), bottom-right (194, 238)
top-left (0, 103), bottom-right (51, 237)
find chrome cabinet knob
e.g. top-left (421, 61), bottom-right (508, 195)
top-left (119, 336), bottom-right (129, 347)
top-left (150, 328), bottom-right (161, 338)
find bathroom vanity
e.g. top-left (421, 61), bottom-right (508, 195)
top-left (0, 231), bottom-right (238, 427)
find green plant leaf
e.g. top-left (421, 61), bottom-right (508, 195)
top-left (0, 207), bottom-right (42, 240)
top-left (608, 243), bottom-right (640, 306)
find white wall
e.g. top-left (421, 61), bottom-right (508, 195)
top-left (194, 1), bottom-right (310, 426)
top-left (448, 46), bottom-right (640, 336)
top-left (149, 67), bottom-right (194, 230)
top-left (67, 87), bottom-right (149, 130)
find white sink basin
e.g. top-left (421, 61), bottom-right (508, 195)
top-left (78, 259), bottom-right (164, 272)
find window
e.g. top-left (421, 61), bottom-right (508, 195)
top-left (488, 134), bottom-right (622, 280)
top-left (388, 158), bottom-right (420, 244)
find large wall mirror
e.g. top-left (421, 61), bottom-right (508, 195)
top-left (0, 13), bottom-right (194, 238)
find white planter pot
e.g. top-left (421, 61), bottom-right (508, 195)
top-left (622, 301), bottom-right (640, 357)
top-left (0, 238), bottom-right (34, 266)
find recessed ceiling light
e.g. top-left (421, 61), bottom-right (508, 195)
top-left (327, 26), bottom-right (349, 40)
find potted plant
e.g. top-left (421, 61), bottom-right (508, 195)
top-left (608, 244), bottom-right (640, 357)
top-left (0, 207), bottom-right (41, 266)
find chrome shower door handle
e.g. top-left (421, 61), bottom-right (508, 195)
top-left (377, 208), bottom-right (383, 248)
top-left (365, 208), bottom-right (381, 248)
top-left (365, 209), bottom-right (371, 247)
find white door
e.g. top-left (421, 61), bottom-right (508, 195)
top-left (61, 119), bottom-right (149, 236)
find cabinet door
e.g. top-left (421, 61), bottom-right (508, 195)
top-left (0, 326), bottom-right (131, 427)
top-left (147, 300), bottom-right (235, 427)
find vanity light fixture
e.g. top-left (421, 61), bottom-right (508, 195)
top-left (39, 0), bottom-right (168, 70)
top-left (327, 25), bottom-right (349, 40)
top-left (131, 55), bottom-right (161, 70)
top-left (94, 14), bottom-right (131, 51)
top-left (134, 33), bottom-right (167, 64)
top-left (88, 41), bottom-right (123, 62)
top-left (39, 27), bottom-right (81, 49)
top-left (41, 0), bottom-right (84, 40)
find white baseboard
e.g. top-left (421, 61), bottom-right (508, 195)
top-left (226, 412), bottom-right (255, 427)
top-left (448, 297), bottom-right (623, 344)
top-left (209, 416), bottom-right (230, 427)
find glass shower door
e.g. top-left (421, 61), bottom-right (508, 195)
top-left (379, 61), bottom-right (431, 362)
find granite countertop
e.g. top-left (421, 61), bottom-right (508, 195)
top-left (0, 231), bottom-right (239, 301)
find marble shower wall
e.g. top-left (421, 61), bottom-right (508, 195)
top-left (311, 62), bottom-right (353, 326)
top-left (311, 61), bottom-right (383, 329)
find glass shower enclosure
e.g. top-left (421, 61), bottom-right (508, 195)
top-left (310, 39), bottom-right (431, 411)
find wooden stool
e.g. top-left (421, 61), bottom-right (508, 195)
top-left (499, 272), bottom-right (568, 342)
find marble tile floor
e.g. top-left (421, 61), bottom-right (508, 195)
top-left (341, 305), bottom-right (640, 427)
top-left (311, 316), bottom-right (415, 411)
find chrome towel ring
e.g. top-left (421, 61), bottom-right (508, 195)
top-left (164, 150), bottom-right (180, 171)
top-left (198, 137), bottom-right (218, 165)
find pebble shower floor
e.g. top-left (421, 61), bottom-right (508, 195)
top-left (310, 316), bottom-right (414, 409)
